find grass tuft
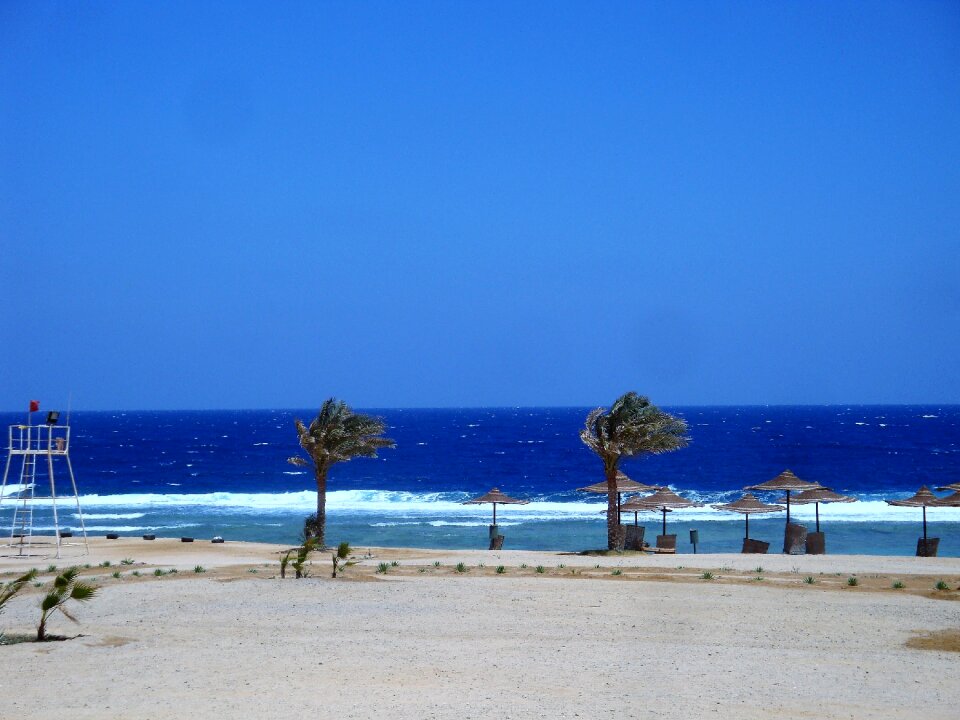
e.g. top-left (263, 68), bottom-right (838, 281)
top-left (455, 562), bottom-right (467, 573)
top-left (611, 569), bottom-right (622, 576)
top-left (892, 580), bottom-right (905, 589)
top-left (194, 565), bottom-right (206, 574)
top-left (120, 558), bottom-right (135, 565)
top-left (495, 565), bottom-right (505, 574)
top-left (111, 571), bottom-right (121, 579)
top-left (935, 580), bottom-right (950, 591)
top-left (847, 576), bottom-right (858, 587)
top-left (376, 562), bottom-right (390, 574)
top-left (803, 576), bottom-right (815, 584)
top-left (700, 571), bottom-right (714, 580)
top-left (535, 566), bottom-right (545, 574)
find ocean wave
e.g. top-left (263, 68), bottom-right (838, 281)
top-left (5, 490), bottom-right (957, 524)
top-left (29, 524), bottom-right (199, 532)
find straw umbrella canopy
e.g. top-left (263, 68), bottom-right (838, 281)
top-left (932, 490), bottom-right (960, 507)
top-left (885, 486), bottom-right (942, 544)
top-left (462, 487), bottom-right (529, 525)
top-left (577, 472), bottom-right (658, 517)
top-left (621, 487), bottom-right (703, 536)
top-left (711, 493), bottom-right (785, 539)
top-left (745, 470), bottom-right (821, 525)
top-left (936, 483), bottom-right (960, 492)
top-left (782, 487), bottom-right (857, 533)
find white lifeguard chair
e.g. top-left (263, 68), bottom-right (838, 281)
top-left (0, 413), bottom-right (89, 558)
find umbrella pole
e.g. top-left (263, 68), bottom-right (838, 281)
top-left (662, 509), bottom-right (667, 536)
top-left (815, 502), bottom-right (820, 533)
top-left (634, 511), bottom-right (638, 527)
top-left (493, 502), bottom-right (497, 526)
top-left (745, 514), bottom-right (749, 540)
top-left (923, 506), bottom-right (927, 542)
top-left (786, 490), bottom-right (791, 525)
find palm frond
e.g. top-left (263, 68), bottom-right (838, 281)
top-left (41, 592), bottom-right (64, 612)
top-left (70, 583), bottom-right (98, 602)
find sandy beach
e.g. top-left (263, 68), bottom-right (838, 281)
top-left (1, 538), bottom-right (958, 719)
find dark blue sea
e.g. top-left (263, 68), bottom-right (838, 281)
top-left (2, 406), bottom-right (958, 555)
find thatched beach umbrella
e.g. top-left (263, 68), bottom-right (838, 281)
top-left (782, 487), bottom-right (857, 533)
top-left (462, 487), bottom-right (529, 525)
top-left (621, 487), bottom-right (703, 536)
top-left (936, 483), bottom-right (960, 492)
top-left (711, 493), bottom-right (785, 540)
top-left (885, 486), bottom-right (942, 545)
top-left (932, 490), bottom-right (960, 508)
top-left (578, 472), bottom-right (657, 517)
top-left (746, 470), bottom-right (820, 525)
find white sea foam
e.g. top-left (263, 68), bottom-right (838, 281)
top-left (9, 490), bottom-right (956, 524)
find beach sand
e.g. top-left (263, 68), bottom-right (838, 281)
top-left (1, 538), bottom-right (958, 719)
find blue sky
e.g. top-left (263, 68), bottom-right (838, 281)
top-left (1, 1), bottom-right (958, 410)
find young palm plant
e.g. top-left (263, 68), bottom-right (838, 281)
top-left (288, 399), bottom-right (395, 549)
top-left (37, 567), bottom-right (98, 641)
top-left (580, 392), bottom-right (689, 549)
top-left (1, 569), bottom-right (38, 640)
top-left (331, 542), bottom-right (355, 578)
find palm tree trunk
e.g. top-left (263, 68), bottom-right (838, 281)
top-left (314, 464), bottom-right (328, 549)
top-left (37, 613), bottom-right (47, 641)
top-left (605, 462), bottom-right (620, 550)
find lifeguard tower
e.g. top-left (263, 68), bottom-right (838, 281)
top-left (0, 408), bottom-right (89, 558)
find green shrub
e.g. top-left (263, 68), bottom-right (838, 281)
top-left (153, 569), bottom-right (166, 577)
top-left (193, 565), bottom-right (206, 574)
top-left (111, 571), bottom-right (121, 579)
top-left (611, 569), bottom-right (622, 576)
top-left (376, 562), bottom-right (390, 574)
top-left (803, 576), bottom-right (815, 584)
top-left (46, 565), bottom-right (57, 573)
top-left (935, 580), bottom-right (949, 591)
top-left (892, 580), bottom-right (905, 589)
top-left (535, 566), bottom-right (545, 574)
top-left (99, 561), bottom-right (111, 568)
top-left (455, 562), bottom-right (467, 573)
top-left (120, 558), bottom-right (135, 565)
top-left (495, 566), bottom-right (505, 574)
top-left (700, 571), bottom-right (714, 580)
top-left (847, 577), bottom-right (858, 587)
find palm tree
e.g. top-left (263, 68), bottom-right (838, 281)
top-left (580, 392), bottom-right (690, 550)
top-left (37, 567), bottom-right (98, 641)
top-left (288, 399), bottom-right (396, 549)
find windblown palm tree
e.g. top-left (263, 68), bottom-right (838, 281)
top-left (288, 399), bottom-right (396, 549)
top-left (581, 392), bottom-right (690, 550)
top-left (37, 567), bottom-right (98, 641)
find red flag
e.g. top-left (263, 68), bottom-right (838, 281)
top-left (29, 400), bottom-right (39, 412)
